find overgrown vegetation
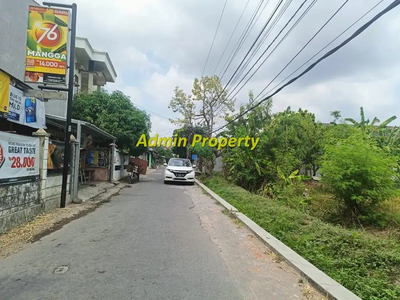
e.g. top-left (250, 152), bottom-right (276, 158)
top-left (221, 93), bottom-right (400, 227)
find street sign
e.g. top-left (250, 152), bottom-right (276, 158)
top-left (24, 89), bottom-right (67, 100)
top-left (192, 154), bottom-right (197, 160)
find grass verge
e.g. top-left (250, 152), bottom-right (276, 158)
top-left (203, 175), bottom-right (400, 300)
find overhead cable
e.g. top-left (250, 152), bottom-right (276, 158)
top-left (254, 0), bottom-right (350, 101)
top-left (217, 0), bottom-right (285, 100)
top-left (201, 0), bottom-right (228, 77)
top-left (212, 0), bottom-right (251, 75)
top-left (212, 0), bottom-right (400, 134)
top-left (228, 0), bottom-right (309, 97)
top-left (226, 0), bottom-right (318, 101)
top-left (218, 0), bottom-right (266, 80)
top-left (257, 0), bottom-right (386, 101)
top-left (229, 0), bottom-right (295, 88)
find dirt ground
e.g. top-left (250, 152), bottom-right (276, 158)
top-left (0, 188), bottom-right (124, 259)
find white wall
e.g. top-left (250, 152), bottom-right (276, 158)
top-left (113, 150), bottom-right (129, 181)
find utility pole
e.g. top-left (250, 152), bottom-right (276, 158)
top-left (40, 2), bottom-right (77, 208)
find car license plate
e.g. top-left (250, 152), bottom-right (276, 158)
top-left (177, 173), bottom-right (185, 177)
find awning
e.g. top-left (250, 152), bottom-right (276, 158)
top-left (46, 114), bottom-right (116, 141)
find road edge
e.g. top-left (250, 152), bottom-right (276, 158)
top-left (195, 179), bottom-right (361, 300)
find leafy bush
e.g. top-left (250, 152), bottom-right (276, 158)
top-left (321, 129), bottom-right (399, 217)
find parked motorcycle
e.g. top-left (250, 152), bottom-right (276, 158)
top-left (129, 166), bottom-right (140, 184)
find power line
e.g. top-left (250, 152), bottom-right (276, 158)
top-left (201, 0), bottom-right (228, 77)
top-left (257, 0), bottom-right (386, 101)
top-left (195, 0), bottom-right (267, 117)
top-left (229, 0), bottom-right (296, 89)
top-left (212, 0), bottom-right (251, 75)
top-left (217, 0), bottom-right (285, 101)
top-left (218, 0), bottom-right (266, 80)
top-left (223, 0), bottom-right (272, 81)
top-left (254, 0), bottom-right (350, 101)
top-left (226, 0), bottom-right (318, 101)
top-left (212, 0), bottom-right (400, 134)
top-left (213, 0), bottom-right (316, 115)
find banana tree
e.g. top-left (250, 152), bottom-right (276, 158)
top-left (345, 107), bottom-right (396, 132)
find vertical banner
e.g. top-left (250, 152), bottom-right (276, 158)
top-left (0, 71), bottom-right (10, 113)
top-left (0, 132), bottom-right (40, 186)
top-left (7, 85), bottom-right (47, 129)
top-left (25, 6), bottom-right (70, 85)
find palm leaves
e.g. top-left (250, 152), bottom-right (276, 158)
top-left (345, 107), bottom-right (397, 131)
top-left (344, 106), bottom-right (400, 157)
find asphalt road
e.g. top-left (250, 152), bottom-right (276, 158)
top-left (0, 169), bottom-right (313, 300)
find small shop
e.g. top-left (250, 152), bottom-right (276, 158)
top-left (45, 114), bottom-right (116, 194)
top-left (80, 134), bottom-right (111, 181)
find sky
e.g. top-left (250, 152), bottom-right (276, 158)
top-left (37, 0), bottom-right (400, 137)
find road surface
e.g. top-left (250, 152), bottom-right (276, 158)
top-left (0, 169), bottom-right (318, 300)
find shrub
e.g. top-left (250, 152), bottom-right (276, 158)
top-left (320, 130), bottom-right (399, 217)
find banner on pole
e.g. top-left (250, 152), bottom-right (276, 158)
top-left (0, 132), bottom-right (40, 186)
top-left (25, 5), bottom-right (70, 85)
top-left (7, 85), bottom-right (47, 129)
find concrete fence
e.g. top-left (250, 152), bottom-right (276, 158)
top-left (0, 129), bottom-right (72, 233)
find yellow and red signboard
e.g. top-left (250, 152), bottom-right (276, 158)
top-left (25, 6), bottom-right (69, 85)
top-left (0, 71), bottom-right (10, 113)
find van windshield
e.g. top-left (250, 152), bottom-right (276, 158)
top-left (168, 159), bottom-right (191, 167)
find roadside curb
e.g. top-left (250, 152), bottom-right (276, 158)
top-left (195, 179), bottom-right (361, 300)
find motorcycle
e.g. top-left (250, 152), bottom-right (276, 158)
top-left (129, 166), bottom-right (140, 184)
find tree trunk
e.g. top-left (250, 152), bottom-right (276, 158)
top-left (198, 157), bottom-right (203, 173)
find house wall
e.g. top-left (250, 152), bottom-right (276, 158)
top-left (0, 0), bottom-right (38, 81)
top-left (113, 150), bottom-right (129, 181)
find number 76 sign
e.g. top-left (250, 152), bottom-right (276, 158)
top-left (24, 5), bottom-right (70, 85)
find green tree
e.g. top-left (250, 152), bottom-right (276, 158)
top-left (222, 100), bottom-right (324, 192)
top-left (169, 76), bottom-right (235, 171)
top-left (330, 110), bottom-right (342, 124)
top-left (192, 75), bottom-right (235, 137)
top-left (190, 142), bottom-right (215, 176)
top-left (172, 125), bottom-right (207, 158)
top-left (153, 146), bottom-right (173, 160)
top-left (265, 108), bottom-right (323, 178)
top-left (321, 129), bottom-right (399, 217)
top-left (169, 87), bottom-right (196, 128)
top-left (72, 90), bottom-right (151, 156)
top-left (221, 92), bottom-right (273, 191)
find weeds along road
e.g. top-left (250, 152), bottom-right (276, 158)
top-left (0, 169), bottom-right (322, 300)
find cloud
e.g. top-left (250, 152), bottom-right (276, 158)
top-left (37, 0), bottom-right (400, 130)
top-left (143, 66), bottom-right (193, 105)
